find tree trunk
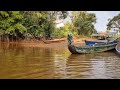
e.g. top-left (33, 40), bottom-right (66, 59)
top-left (78, 29), bottom-right (82, 35)
top-left (6, 35), bottom-right (9, 42)
top-left (0, 35), bottom-right (1, 42)
top-left (45, 24), bottom-right (51, 40)
top-left (12, 36), bottom-right (13, 42)
top-left (78, 30), bottom-right (80, 35)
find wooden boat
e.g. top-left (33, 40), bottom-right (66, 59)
top-left (84, 38), bottom-right (118, 45)
top-left (84, 33), bottom-right (118, 45)
top-left (84, 40), bottom-right (106, 45)
top-left (67, 34), bottom-right (118, 54)
top-left (42, 38), bottom-right (66, 44)
top-left (115, 43), bottom-right (120, 54)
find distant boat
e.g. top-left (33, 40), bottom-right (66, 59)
top-left (42, 38), bottom-right (66, 44)
top-left (115, 43), bottom-right (120, 54)
top-left (84, 38), bottom-right (118, 45)
top-left (67, 34), bottom-right (118, 54)
top-left (84, 33), bottom-right (118, 45)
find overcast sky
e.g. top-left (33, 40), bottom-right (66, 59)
top-left (64, 11), bottom-right (120, 32)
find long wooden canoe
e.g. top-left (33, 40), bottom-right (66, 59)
top-left (42, 38), bottom-right (66, 44)
top-left (67, 34), bottom-right (118, 54)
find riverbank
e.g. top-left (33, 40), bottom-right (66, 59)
top-left (0, 37), bottom-right (96, 49)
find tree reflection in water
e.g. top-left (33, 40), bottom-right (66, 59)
top-left (0, 43), bottom-right (120, 79)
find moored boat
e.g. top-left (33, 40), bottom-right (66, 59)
top-left (115, 43), bottom-right (120, 54)
top-left (84, 32), bottom-right (118, 45)
top-left (85, 38), bottom-right (118, 45)
top-left (67, 34), bottom-right (118, 54)
top-left (42, 38), bottom-right (66, 44)
top-left (84, 40), bottom-right (106, 45)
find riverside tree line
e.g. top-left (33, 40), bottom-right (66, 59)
top-left (0, 11), bottom-right (119, 42)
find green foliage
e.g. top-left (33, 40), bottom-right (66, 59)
top-left (53, 27), bottom-right (66, 38)
top-left (107, 13), bottom-right (120, 30)
top-left (0, 11), bottom-right (98, 41)
top-left (79, 35), bottom-right (89, 38)
top-left (44, 11), bottom-right (68, 39)
top-left (0, 11), bottom-right (26, 37)
top-left (0, 11), bottom-right (97, 41)
top-left (106, 29), bottom-right (110, 33)
top-left (70, 11), bottom-right (97, 36)
top-left (53, 21), bottom-right (74, 38)
top-left (22, 11), bottom-right (68, 40)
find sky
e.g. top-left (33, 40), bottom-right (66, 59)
top-left (64, 11), bottom-right (120, 32)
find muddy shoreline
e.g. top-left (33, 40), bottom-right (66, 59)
top-left (0, 37), bottom-right (96, 49)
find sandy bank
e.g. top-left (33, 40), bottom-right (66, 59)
top-left (0, 37), bottom-right (96, 49)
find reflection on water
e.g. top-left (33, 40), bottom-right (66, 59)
top-left (67, 52), bottom-right (120, 79)
top-left (0, 43), bottom-right (120, 79)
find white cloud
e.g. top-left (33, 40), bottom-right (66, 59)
top-left (88, 11), bottom-right (120, 32)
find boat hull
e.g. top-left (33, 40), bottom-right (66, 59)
top-left (68, 43), bottom-right (118, 54)
top-left (115, 43), bottom-right (120, 54)
top-left (67, 34), bottom-right (118, 54)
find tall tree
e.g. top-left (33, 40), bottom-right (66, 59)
top-left (70, 11), bottom-right (97, 36)
top-left (107, 13), bottom-right (120, 32)
top-left (0, 11), bottom-right (68, 41)
top-left (0, 11), bottom-right (27, 41)
top-left (22, 11), bottom-right (68, 40)
top-left (45, 11), bottom-right (68, 40)
top-left (22, 11), bottom-right (48, 40)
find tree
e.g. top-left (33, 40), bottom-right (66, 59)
top-left (53, 21), bottom-right (73, 38)
top-left (22, 11), bottom-right (48, 40)
top-left (70, 11), bottom-right (97, 36)
top-left (22, 11), bottom-right (68, 40)
top-left (107, 13), bottom-right (120, 32)
top-left (45, 11), bottom-right (68, 40)
top-left (0, 11), bottom-right (27, 41)
top-left (0, 11), bottom-right (68, 41)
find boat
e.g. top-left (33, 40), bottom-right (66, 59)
top-left (67, 34), bottom-right (118, 54)
top-left (84, 38), bottom-right (118, 45)
top-left (84, 40), bottom-right (107, 45)
top-left (84, 32), bottom-right (118, 45)
top-left (115, 43), bottom-right (120, 54)
top-left (42, 38), bottom-right (66, 44)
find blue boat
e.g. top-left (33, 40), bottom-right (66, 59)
top-left (84, 40), bottom-right (106, 45)
top-left (84, 32), bottom-right (118, 45)
top-left (67, 34), bottom-right (118, 54)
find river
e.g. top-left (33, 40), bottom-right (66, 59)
top-left (0, 43), bottom-right (120, 79)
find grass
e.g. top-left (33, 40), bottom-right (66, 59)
top-left (79, 35), bottom-right (91, 38)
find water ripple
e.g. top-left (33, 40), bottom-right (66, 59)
top-left (0, 44), bottom-right (120, 79)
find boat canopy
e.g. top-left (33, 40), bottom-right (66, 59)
top-left (92, 32), bottom-right (117, 37)
top-left (92, 34), bottom-right (107, 37)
